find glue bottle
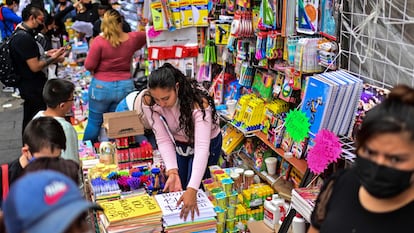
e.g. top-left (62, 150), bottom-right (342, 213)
top-left (263, 196), bottom-right (279, 229)
top-left (292, 213), bottom-right (306, 233)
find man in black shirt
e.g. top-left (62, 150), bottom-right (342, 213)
top-left (10, 4), bottom-right (66, 134)
top-left (0, 117), bottom-right (67, 206)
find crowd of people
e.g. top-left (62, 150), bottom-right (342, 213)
top-left (0, 0), bottom-right (413, 232)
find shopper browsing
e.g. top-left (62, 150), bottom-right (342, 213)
top-left (308, 85), bottom-right (414, 233)
top-left (10, 4), bottom-right (66, 135)
top-left (83, 9), bottom-right (146, 142)
top-left (142, 63), bottom-right (222, 221)
top-left (2, 170), bottom-right (102, 233)
top-left (0, 117), bottom-right (67, 205)
top-left (33, 79), bottom-right (79, 163)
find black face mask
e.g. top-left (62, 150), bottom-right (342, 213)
top-left (35, 23), bottom-right (44, 33)
top-left (355, 156), bottom-right (414, 198)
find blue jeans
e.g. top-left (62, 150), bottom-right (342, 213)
top-left (83, 78), bottom-right (135, 142)
top-left (176, 132), bottom-right (222, 188)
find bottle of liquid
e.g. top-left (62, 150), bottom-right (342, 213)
top-left (263, 196), bottom-right (279, 229)
top-left (292, 213), bottom-right (306, 233)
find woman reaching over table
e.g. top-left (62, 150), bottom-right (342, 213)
top-left (142, 63), bottom-right (222, 221)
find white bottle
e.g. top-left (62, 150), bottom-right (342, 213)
top-left (292, 214), bottom-right (306, 233)
top-left (264, 197), bottom-right (280, 229)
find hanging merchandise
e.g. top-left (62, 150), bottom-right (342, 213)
top-left (284, 0), bottom-right (296, 36)
top-left (265, 31), bottom-right (283, 60)
top-left (320, 0), bottom-right (338, 40)
top-left (296, 0), bottom-right (319, 35)
top-left (226, 0), bottom-right (236, 14)
top-left (192, 0), bottom-right (209, 27)
top-left (255, 31), bottom-right (267, 61)
top-left (151, 0), bottom-right (168, 31)
top-left (204, 40), bottom-right (217, 63)
top-left (317, 39), bottom-right (338, 69)
top-left (215, 22), bottom-right (231, 45)
top-left (210, 70), bottom-right (224, 104)
top-left (196, 63), bottom-right (211, 82)
top-left (180, 0), bottom-right (194, 27)
top-left (258, 0), bottom-right (274, 30)
top-left (252, 70), bottom-right (274, 101)
top-left (238, 62), bottom-right (254, 87)
top-left (169, 0), bottom-right (182, 29)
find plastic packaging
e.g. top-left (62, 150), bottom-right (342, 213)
top-left (292, 213), bottom-right (306, 233)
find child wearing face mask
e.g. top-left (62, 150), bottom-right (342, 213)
top-left (0, 117), bottom-right (67, 207)
top-left (308, 85), bottom-right (414, 233)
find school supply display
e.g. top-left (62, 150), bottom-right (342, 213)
top-left (300, 71), bottom-right (363, 142)
top-left (155, 189), bottom-right (217, 231)
top-left (99, 193), bottom-right (163, 232)
top-left (296, 0), bottom-right (319, 35)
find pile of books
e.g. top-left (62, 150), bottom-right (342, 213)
top-left (155, 189), bottom-right (217, 233)
top-left (301, 70), bottom-right (363, 139)
top-left (291, 186), bottom-right (320, 222)
top-left (98, 193), bottom-right (163, 233)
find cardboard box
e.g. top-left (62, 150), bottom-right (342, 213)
top-left (103, 111), bottom-right (144, 138)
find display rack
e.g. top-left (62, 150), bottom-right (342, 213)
top-left (339, 0), bottom-right (414, 87)
top-left (237, 151), bottom-right (294, 201)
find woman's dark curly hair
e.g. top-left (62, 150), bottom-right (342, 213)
top-left (147, 63), bottom-right (218, 142)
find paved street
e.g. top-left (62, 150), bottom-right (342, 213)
top-left (0, 87), bottom-right (23, 164)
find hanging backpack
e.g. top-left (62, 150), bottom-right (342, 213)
top-left (0, 30), bottom-right (25, 87)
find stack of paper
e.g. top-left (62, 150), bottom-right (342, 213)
top-left (155, 189), bottom-right (217, 232)
top-left (301, 70), bottom-right (363, 141)
top-left (291, 186), bottom-right (320, 223)
top-left (99, 193), bottom-right (163, 233)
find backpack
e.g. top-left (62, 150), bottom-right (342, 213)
top-left (0, 30), bottom-right (24, 87)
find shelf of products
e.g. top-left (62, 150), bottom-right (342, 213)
top-left (237, 151), bottom-right (293, 201)
top-left (254, 131), bottom-right (307, 175)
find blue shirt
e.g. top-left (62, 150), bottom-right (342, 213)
top-left (0, 7), bottom-right (22, 40)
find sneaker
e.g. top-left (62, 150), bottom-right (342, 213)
top-left (12, 89), bottom-right (20, 98)
top-left (2, 87), bottom-right (14, 93)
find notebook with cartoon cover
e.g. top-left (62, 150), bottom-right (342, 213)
top-left (300, 75), bottom-right (334, 139)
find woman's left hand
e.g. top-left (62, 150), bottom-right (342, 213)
top-left (177, 187), bottom-right (199, 221)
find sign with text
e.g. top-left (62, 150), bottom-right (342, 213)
top-left (100, 194), bottom-right (161, 223)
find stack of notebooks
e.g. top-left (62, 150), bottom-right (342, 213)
top-left (291, 186), bottom-right (320, 223)
top-left (155, 189), bottom-right (217, 233)
top-left (98, 193), bottom-right (163, 233)
top-left (301, 70), bottom-right (364, 140)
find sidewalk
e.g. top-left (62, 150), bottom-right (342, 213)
top-left (0, 87), bottom-right (23, 164)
